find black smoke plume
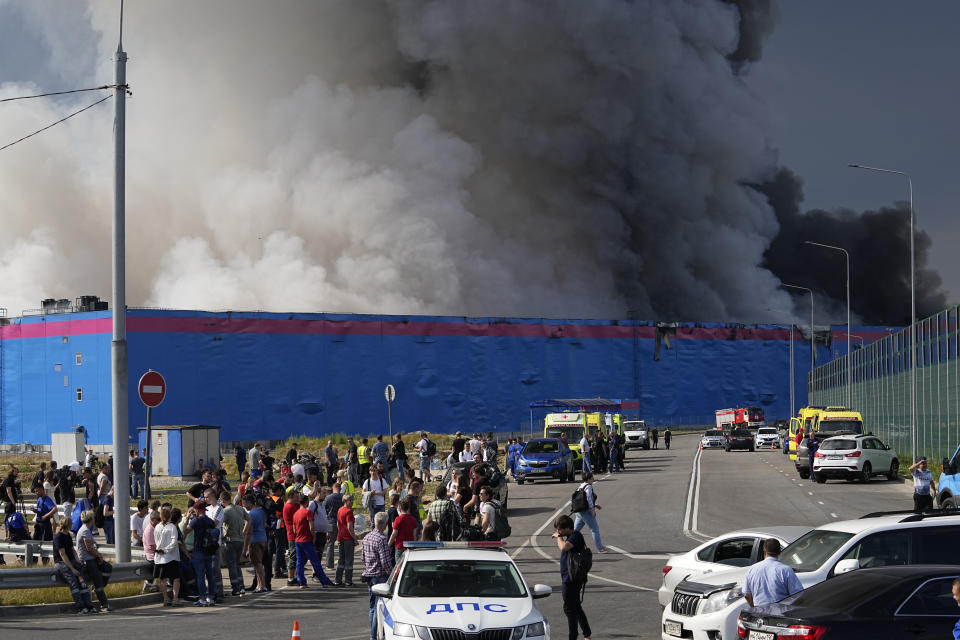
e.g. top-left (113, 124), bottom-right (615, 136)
top-left (761, 168), bottom-right (946, 326)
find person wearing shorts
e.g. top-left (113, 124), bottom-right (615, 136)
top-left (153, 506), bottom-right (182, 607)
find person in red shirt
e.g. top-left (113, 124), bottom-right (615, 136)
top-left (282, 490), bottom-right (301, 586)
top-left (292, 494), bottom-right (333, 588)
top-left (388, 497), bottom-right (417, 554)
top-left (335, 494), bottom-right (357, 587)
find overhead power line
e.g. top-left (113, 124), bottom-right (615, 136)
top-left (0, 85), bottom-right (113, 103)
top-left (0, 94), bottom-right (114, 153)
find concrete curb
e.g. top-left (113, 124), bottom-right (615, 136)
top-left (0, 590), bottom-right (163, 618)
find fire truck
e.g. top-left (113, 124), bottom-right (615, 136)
top-left (714, 407), bottom-right (765, 430)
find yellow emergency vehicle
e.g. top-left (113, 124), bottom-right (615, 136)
top-left (789, 406), bottom-right (824, 461)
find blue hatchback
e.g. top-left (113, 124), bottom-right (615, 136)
top-left (516, 438), bottom-right (576, 484)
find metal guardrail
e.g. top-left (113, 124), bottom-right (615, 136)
top-left (0, 541), bottom-right (145, 566)
top-left (0, 561), bottom-right (151, 590)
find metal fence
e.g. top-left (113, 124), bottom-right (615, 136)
top-left (810, 306), bottom-right (960, 467)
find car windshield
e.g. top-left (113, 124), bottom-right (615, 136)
top-left (757, 428), bottom-right (777, 435)
top-left (817, 420), bottom-right (863, 435)
top-left (704, 431), bottom-right (720, 437)
top-left (731, 430), bottom-right (751, 437)
top-left (546, 427), bottom-right (584, 441)
top-left (780, 529), bottom-right (854, 573)
top-left (524, 441), bottom-right (560, 454)
top-left (398, 560), bottom-right (528, 598)
top-left (819, 439), bottom-right (856, 451)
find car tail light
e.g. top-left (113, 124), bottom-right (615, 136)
top-left (844, 451), bottom-right (862, 458)
top-left (776, 625), bottom-right (829, 640)
top-left (814, 451), bottom-right (825, 458)
top-left (747, 436), bottom-right (753, 440)
top-left (736, 617), bottom-right (748, 639)
top-left (662, 564), bottom-right (672, 575)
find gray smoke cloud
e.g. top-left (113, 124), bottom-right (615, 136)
top-left (1, 0), bottom-right (802, 321)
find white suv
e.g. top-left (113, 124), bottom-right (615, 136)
top-left (754, 427), bottom-right (779, 450)
top-left (812, 433), bottom-right (900, 483)
top-left (661, 512), bottom-right (960, 640)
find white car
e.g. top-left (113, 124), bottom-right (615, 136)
top-left (700, 431), bottom-right (725, 449)
top-left (657, 526), bottom-right (811, 607)
top-left (812, 433), bottom-right (900, 482)
top-left (753, 427), bottom-right (779, 450)
top-left (373, 541), bottom-right (552, 640)
top-left (660, 512), bottom-right (960, 640)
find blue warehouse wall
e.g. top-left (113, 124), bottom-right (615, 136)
top-left (0, 310), bottom-right (897, 444)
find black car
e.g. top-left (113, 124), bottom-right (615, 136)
top-left (725, 428), bottom-right (754, 452)
top-left (738, 565), bottom-right (960, 640)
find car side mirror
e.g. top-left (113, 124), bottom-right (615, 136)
top-left (834, 559), bottom-right (860, 575)
top-left (531, 584), bottom-right (552, 599)
top-left (371, 582), bottom-right (392, 598)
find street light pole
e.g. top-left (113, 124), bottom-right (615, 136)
top-left (848, 163), bottom-right (917, 463)
top-left (804, 241), bottom-right (851, 407)
top-left (782, 284), bottom-right (815, 375)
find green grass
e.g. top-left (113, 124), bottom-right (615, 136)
top-left (0, 576), bottom-right (143, 606)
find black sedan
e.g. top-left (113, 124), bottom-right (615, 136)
top-left (725, 428), bottom-right (755, 452)
top-left (738, 565), bottom-right (960, 640)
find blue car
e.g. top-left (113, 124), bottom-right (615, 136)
top-left (516, 438), bottom-right (576, 484)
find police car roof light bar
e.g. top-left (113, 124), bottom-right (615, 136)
top-left (402, 541), bottom-right (508, 549)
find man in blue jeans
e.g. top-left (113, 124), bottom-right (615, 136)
top-left (579, 435), bottom-right (593, 475)
top-left (573, 472), bottom-right (608, 553)
top-left (362, 512), bottom-right (394, 640)
top-left (185, 500), bottom-right (218, 607)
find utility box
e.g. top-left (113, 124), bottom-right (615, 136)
top-left (51, 429), bottom-right (87, 466)
top-left (137, 425), bottom-right (220, 480)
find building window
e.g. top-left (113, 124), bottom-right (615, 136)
top-left (75, 352), bottom-right (82, 365)
top-left (76, 388), bottom-right (83, 402)
top-left (63, 376), bottom-right (69, 387)
top-left (54, 363), bottom-right (62, 372)
top-left (62, 336), bottom-right (68, 344)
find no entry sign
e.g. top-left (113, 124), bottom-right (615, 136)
top-left (138, 370), bottom-right (166, 408)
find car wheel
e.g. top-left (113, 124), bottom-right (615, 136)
top-left (749, 446), bottom-right (755, 452)
top-left (859, 461), bottom-right (872, 483)
top-left (942, 495), bottom-right (957, 511)
top-left (799, 469), bottom-right (810, 479)
top-left (815, 472), bottom-right (826, 484)
top-left (517, 479), bottom-right (524, 485)
top-left (887, 460), bottom-right (899, 481)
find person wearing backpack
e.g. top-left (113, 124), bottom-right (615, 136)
top-left (553, 514), bottom-right (592, 640)
top-left (572, 472), bottom-right (608, 553)
top-left (477, 487), bottom-right (510, 541)
top-left (415, 431), bottom-right (434, 482)
top-left (184, 500), bottom-right (219, 607)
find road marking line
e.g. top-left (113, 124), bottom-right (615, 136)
top-left (818, 501), bottom-right (824, 505)
top-left (606, 545), bottom-right (671, 560)
top-left (527, 496), bottom-right (656, 592)
top-left (808, 492), bottom-right (813, 496)
top-left (682, 445), bottom-right (710, 542)
top-left (510, 539), bottom-right (530, 559)
top-left (830, 513), bottom-right (838, 518)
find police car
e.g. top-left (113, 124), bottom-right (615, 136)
top-left (372, 542), bottom-right (552, 640)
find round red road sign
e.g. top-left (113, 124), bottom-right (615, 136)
top-left (138, 370), bottom-right (166, 408)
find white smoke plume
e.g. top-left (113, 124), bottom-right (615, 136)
top-left (0, 0), bottom-right (795, 321)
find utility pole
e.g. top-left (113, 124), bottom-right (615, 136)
top-left (111, 1), bottom-right (131, 563)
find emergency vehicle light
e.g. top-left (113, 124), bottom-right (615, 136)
top-left (402, 541), bottom-right (508, 549)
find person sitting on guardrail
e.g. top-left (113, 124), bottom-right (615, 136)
top-left (76, 510), bottom-right (112, 612)
top-left (2, 465), bottom-right (20, 506)
top-left (54, 517), bottom-right (97, 614)
top-left (32, 482), bottom-right (57, 542)
top-left (4, 499), bottom-right (28, 542)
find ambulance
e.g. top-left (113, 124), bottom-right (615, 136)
top-left (788, 406), bottom-right (824, 461)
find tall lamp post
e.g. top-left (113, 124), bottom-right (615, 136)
top-left (782, 284), bottom-right (815, 380)
top-left (848, 163), bottom-right (917, 464)
top-left (804, 241), bottom-right (851, 407)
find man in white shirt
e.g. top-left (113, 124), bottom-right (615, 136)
top-left (290, 460), bottom-right (306, 481)
top-left (579, 435), bottom-right (593, 474)
top-left (415, 432), bottom-right (432, 482)
top-left (468, 434), bottom-right (483, 456)
top-left (203, 487), bottom-right (226, 601)
top-left (249, 444), bottom-right (262, 478)
top-left (130, 500), bottom-right (149, 547)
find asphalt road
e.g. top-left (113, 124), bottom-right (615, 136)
top-left (1, 435), bottom-right (914, 639)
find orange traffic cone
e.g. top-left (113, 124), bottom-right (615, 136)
top-left (291, 621), bottom-right (301, 640)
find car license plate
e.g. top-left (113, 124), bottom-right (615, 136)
top-left (748, 632), bottom-right (774, 640)
top-left (664, 621), bottom-right (683, 637)
top-left (827, 455), bottom-right (842, 460)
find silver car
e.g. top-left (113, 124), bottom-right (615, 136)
top-left (700, 431), bottom-right (725, 449)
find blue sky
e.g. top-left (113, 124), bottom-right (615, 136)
top-left (748, 0), bottom-right (960, 301)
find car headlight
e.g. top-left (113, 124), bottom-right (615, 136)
top-left (393, 624), bottom-right (430, 640)
top-left (525, 622), bottom-right (546, 638)
top-left (550, 457), bottom-right (561, 465)
top-left (699, 587), bottom-right (743, 614)
top-left (518, 458), bottom-right (527, 465)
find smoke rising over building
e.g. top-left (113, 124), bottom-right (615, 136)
top-left (0, 1), bottom-right (945, 324)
